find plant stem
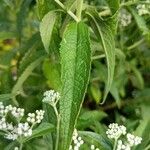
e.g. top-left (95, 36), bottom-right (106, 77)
top-left (54, 105), bottom-right (60, 150)
top-left (19, 143), bottom-right (23, 150)
top-left (113, 139), bottom-right (117, 150)
top-left (127, 39), bottom-right (144, 50)
top-left (76, 0), bottom-right (83, 21)
top-left (92, 54), bottom-right (105, 60)
top-left (54, 0), bottom-right (79, 22)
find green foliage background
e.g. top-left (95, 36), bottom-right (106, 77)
top-left (0, 0), bottom-right (149, 149)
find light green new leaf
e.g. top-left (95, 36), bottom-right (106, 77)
top-left (40, 11), bottom-right (57, 53)
top-left (59, 22), bottom-right (91, 150)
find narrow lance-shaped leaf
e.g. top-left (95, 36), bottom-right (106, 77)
top-left (40, 11), bottom-right (56, 53)
top-left (11, 56), bottom-right (44, 105)
top-left (87, 7), bottom-right (118, 103)
top-left (59, 22), bottom-right (91, 150)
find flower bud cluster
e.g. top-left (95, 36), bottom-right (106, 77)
top-left (42, 90), bottom-right (60, 105)
top-left (69, 129), bottom-right (84, 150)
top-left (117, 140), bottom-right (131, 150)
top-left (136, 1), bottom-right (150, 16)
top-left (126, 133), bottom-right (142, 146)
top-left (0, 102), bottom-right (45, 141)
top-left (0, 102), bottom-right (24, 118)
top-left (106, 123), bottom-right (142, 150)
top-left (106, 123), bottom-right (126, 139)
top-left (27, 110), bottom-right (45, 124)
top-left (119, 9), bottom-right (132, 27)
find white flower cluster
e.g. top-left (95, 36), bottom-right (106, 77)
top-left (106, 123), bottom-right (142, 150)
top-left (91, 145), bottom-right (99, 150)
top-left (5, 122), bottom-right (32, 140)
top-left (69, 129), bottom-right (84, 150)
top-left (126, 133), bottom-right (142, 146)
top-left (106, 123), bottom-right (126, 139)
top-left (0, 102), bottom-right (24, 118)
top-left (42, 90), bottom-right (60, 105)
top-left (136, 1), bottom-right (150, 16)
top-left (117, 140), bottom-right (131, 150)
top-left (27, 110), bottom-right (45, 124)
top-left (119, 9), bottom-right (132, 27)
top-left (0, 102), bottom-right (45, 141)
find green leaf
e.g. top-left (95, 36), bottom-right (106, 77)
top-left (36, 0), bottom-right (56, 19)
top-left (130, 8), bottom-right (150, 36)
top-left (77, 110), bottom-right (107, 129)
top-left (106, 0), bottom-right (120, 14)
top-left (11, 57), bottom-right (44, 104)
top-left (79, 131), bottom-right (112, 150)
top-left (59, 22), bottom-right (91, 150)
top-left (22, 123), bottom-right (54, 143)
top-left (130, 66), bottom-right (144, 90)
top-left (0, 31), bottom-right (16, 40)
top-left (64, 0), bottom-right (76, 10)
top-left (0, 93), bottom-right (13, 102)
top-left (110, 82), bottom-right (121, 108)
top-left (90, 83), bottom-right (102, 104)
top-left (40, 11), bottom-right (57, 54)
top-left (16, 0), bottom-right (32, 40)
top-left (87, 9), bottom-right (117, 103)
top-left (42, 58), bottom-right (61, 90)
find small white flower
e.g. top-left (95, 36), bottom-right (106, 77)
top-left (70, 129), bottom-right (84, 149)
top-left (116, 140), bottom-right (131, 150)
top-left (42, 90), bottom-right (60, 105)
top-left (15, 122), bottom-right (32, 137)
top-left (91, 144), bottom-right (99, 150)
top-left (5, 133), bottom-right (18, 140)
top-left (106, 123), bottom-right (126, 139)
top-left (27, 110), bottom-right (44, 124)
top-left (11, 107), bottom-right (24, 118)
top-left (91, 145), bottom-right (95, 150)
top-left (126, 133), bottom-right (142, 146)
top-left (14, 147), bottom-right (19, 150)
top-left (136, 3), bottom-right (150, 16)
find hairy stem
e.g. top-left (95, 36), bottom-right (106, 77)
top-left (54, 0), bottom-right (79, 22)
top-left (54, 105), bottom-right (60, 150)
top-left (113, 139), bottom-right (118, 150)
top-left (76, 0), bottom-right (83, 21)
top-left (19, 143), bottom-right (23, 150)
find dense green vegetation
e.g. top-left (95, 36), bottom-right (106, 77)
top-left (0, 0), bottom-right (149, 150)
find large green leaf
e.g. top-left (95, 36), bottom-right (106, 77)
top-left (87, 1), bottom-right (119, 103)
top-left (40, 11), bottom-right (57, 53)
top-left (87, 9), bottom-right (117, 103)
top-left (59, 22), bottom-right (91, 150)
